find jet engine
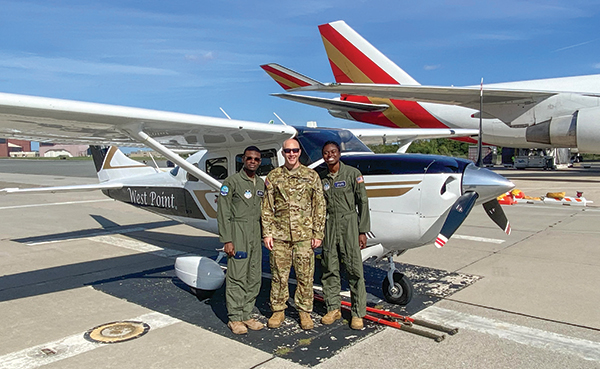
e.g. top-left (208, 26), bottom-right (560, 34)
top-left (525, 107), bottom-right (600, 153)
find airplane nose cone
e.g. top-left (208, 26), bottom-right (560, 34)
top-left (462, 164), bottom-right (515, 202)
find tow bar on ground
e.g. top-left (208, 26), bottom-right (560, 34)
top-left (315, 294), bottom-right (457, 342)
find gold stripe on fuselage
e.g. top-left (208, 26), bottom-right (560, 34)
top-left (364, 180), bottom-right (421, 198)
top-left (194, 190), bottom-right (219, 219)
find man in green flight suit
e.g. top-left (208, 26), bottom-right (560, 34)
top-left (319, 141), bottom-right (371, 330)
top-left (262, 138), bottom-right (326, 330)
top-left (217, 146), bottom-right (265, 335)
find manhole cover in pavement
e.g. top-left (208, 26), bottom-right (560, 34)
top-left (84, 321), bottom-right (150, 344)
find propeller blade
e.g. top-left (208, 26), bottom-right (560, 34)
top-left (483, 199), bottom-right (511, 235)
top-left (435, 192), bottom-right (479, 248)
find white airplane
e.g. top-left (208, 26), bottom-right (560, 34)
top-left (0, 92), bottom-right (513, 305)
top-left (262, 20), bottom-right (600, 153)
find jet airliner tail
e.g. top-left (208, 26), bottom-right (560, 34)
top-left (318, 21), bottom-right (419, 86)
top-left (260, 63), bottom-right (324, 90)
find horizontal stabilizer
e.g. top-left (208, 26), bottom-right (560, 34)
top-left (1, 182), bottom-right (123, 194)
top-left (272, 93), bottom-right (389, 112)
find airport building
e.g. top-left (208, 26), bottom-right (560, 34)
top-left (0, 139), bottom-right (31, 157)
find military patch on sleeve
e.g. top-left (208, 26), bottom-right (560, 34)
top-left (356, 176), bottom-right (364, 184)
top-left (264, 178), bottom-right (270, 187)
top-left (220, 185), bottom-right (229, 196)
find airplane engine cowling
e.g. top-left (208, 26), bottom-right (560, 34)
top-left (574, 107), bottom-right (600, 153)
top-left (525, 107), bottom-right (600, 153)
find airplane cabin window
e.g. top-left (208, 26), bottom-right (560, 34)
top-left (206, 157), bottom-right (228, 180)
top-left (235, 149), bottom-right (278, 176)
top-left (170, 166), bottom-right (180, 176)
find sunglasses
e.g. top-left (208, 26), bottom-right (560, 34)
top-left (283, 148), bottom-right (300, 154)
top-left (245, 156), bottom-right (261, 162)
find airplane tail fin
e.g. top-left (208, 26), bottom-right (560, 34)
top-left (89, 146), bottom-right (156, 182)
top-left (318, 21), bottom-right (420, 86)
top-left (260, 63), bottom-right (324, 90)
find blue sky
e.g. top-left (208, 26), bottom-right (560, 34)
top-left (2, 0), bottom-right (600, 133)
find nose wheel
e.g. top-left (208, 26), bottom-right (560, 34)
top-left (382, 257), bottom-right (414, 305)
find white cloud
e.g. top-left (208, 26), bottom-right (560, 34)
top-left (0, 54), bottom-right (178, 76)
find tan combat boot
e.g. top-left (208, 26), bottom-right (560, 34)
top-left (227, 321), bottom-right (248, 335)
top-left (268, 311), bottom-right (285, 328)
top-left (243, 319), bottom-right (264, 331)
top-left (320, 309), bottom-right (342, 325)
top-left (299, 311), bottom-right (314, 330)
top-left (350, 316), bottom-right (364, 330)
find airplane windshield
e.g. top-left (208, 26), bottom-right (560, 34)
top-left (295, 127), bottom-right (371, 165)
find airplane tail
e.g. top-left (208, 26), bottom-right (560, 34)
top-left (89, 146), bottom-right (156, 182)
top-left (318, 21), bottom-right (420, 86)
top-left (260, 63), bottom-right (324, 91)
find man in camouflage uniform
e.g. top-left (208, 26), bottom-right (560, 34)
top-left (217, 146), bottom-right (265, 335)
top-left (262, 138), bottom-right (326, 330)
top-left (319, 141), bottom-right (370, 330)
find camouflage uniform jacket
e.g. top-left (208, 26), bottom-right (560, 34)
top-left (262, 164), bottom-right (326, 241)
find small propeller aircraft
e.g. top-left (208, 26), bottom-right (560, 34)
top-left (0, 92), bottom-right (513, 305)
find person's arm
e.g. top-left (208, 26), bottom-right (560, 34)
top-left (311, 172), bottom-right (326, 247)
top-left (217, 179), bottom-right (235, 256)
top-left (261, 175), bottom-right (275, 251)
top-left (355, 171), bottom-right (370, 249)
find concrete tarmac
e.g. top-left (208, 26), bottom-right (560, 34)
top-left (1, 160), bottom-right (599, 368)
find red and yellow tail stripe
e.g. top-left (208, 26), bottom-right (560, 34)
top-left (260, 64), bottom-right (314, 90)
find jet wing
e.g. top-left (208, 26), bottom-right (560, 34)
top-left (0, 92), bottom-right (297, 149)
top-left (350, 128), bottom-right (479, 153)
top-left (291, 83), bottom-right (557, 124)
top-left (272, 93), bottom-right (389, 112)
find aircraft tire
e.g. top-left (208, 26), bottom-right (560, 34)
top-left (382, 272), bottom-right (413, 305)
top-left (190, 287), bottom-right (215, 300)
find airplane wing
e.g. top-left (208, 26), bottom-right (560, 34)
top-left (350, 128), bottom-right (479, 153)
top-left (0, 92), bottom-right (297, 191)
top-left (291, 83), bottom-right (557, 124)
top-left (0, 92), bottom-right (296, 150)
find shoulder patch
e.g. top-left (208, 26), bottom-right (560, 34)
top-left (356, 176), bottom-right (364, 184)
top-left (220, 185), bottom-right (229, 196)
top-left (264, 178), bottom-right (270, 187)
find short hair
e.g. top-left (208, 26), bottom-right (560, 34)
top-left (322, 140), bottom-right (341, 153)
top-left (243, 146), bottom-right (261, 156)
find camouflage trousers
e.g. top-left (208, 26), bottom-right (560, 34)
top-left (269, 239), bottom-right (314, 312)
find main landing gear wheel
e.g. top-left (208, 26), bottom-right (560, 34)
top-left (382, 271), bottom-right (413, 305)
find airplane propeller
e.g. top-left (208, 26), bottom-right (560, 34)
top-left (435, 161), bottom-right (514, 248)
top-left (435, 192), bottom-right (479, 248)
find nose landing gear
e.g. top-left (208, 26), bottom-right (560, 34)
top-left (382, 257), bottom-right (413, 305)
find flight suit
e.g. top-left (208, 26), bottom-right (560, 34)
top-left (217, 170), bottom-right (265, 322)
top-left (262, 164), bottom-right (326, 313)
top-left (320, 161), bottom-right (370, 318)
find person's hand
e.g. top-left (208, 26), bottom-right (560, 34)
top-left (263, 237), bottom-right (274, 251)
top-left (359, 233), bottom-right (367, 249)
top-left (311, 238), bottom-right (322, 249)
top-left (224, 242), bottom-right (235, 257)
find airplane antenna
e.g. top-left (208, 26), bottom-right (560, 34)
top-left (273, 112), bottom-right (288, 126)
top-left (219, 107), bottom-right (232, 120)
top-left (148, 152), bottom-right (160, 170)
top-left (476, 78), bottom-right (484, 167)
